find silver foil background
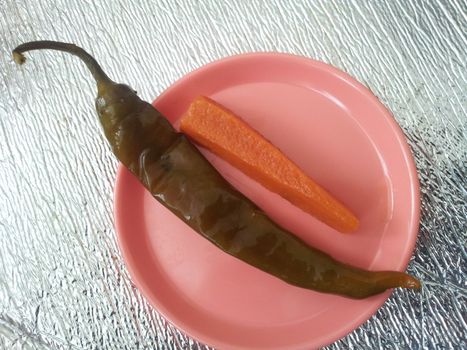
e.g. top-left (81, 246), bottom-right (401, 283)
top-left (1, 0), bottom-right (466, 349)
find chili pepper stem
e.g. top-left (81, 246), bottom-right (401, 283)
top-left (12, 51), bottom-right (25, 65)
top-left (12, 40), bottom-right (112, 86)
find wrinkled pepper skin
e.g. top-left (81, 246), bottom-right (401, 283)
top-left (13, 41), bottom-right (421, 299)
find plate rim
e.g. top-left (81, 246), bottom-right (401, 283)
top-left (114, 52), bottom-right (420, 350)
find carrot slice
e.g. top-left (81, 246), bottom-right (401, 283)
top-left (180, 96), bottom-right (359, 233)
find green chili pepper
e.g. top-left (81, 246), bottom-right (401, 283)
top-left (12, 41), bottom-right (420, 299)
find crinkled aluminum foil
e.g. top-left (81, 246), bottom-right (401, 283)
top-left (1, 0), bottom-right (466, 349)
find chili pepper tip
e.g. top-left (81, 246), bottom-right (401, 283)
top-left (404, 275), bottom-right (422, 289)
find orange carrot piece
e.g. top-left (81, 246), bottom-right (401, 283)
top-left (180, 96), bottom-right (359, 233)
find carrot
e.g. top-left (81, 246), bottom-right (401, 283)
top-left (180, 96), bottom-right (359, 233)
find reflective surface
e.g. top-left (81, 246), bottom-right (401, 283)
top-left (1, 0), bottom-right (466, 348)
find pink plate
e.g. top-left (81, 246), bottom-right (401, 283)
top-left (114, 53), bottom-right (420, 349)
